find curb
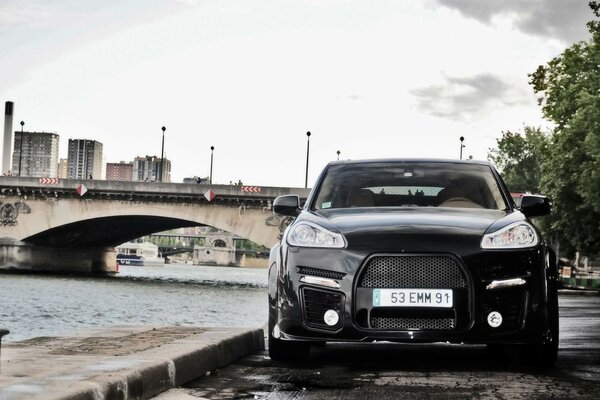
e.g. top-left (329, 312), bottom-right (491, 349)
top-left (0, 327), bottom-right (265, 400)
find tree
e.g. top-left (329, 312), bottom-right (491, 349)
top-left (528, 2), bottom-right (600, 256)
top-left (488, 127), bottom-right (549, 193)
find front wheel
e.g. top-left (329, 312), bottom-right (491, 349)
top-left (268, 311), bottom-right (310, 362)
top-left (518, 286), bottom-right (559, 366)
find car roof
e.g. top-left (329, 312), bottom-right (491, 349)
top-left (327, 158), bottom-right (493, 167)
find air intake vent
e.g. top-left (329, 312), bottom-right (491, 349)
top-left (302, 287), bottom-right (344, 330)
top-left (483, 289), bottom-right (525, 332)
top-left (369, 308), bottom-right (456, 331)
top-left (371, 317), bottom-right (455, 330)
top-left (298, 266), bottom-right (345, 280)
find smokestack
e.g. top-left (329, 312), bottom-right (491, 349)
top-left (3, 101), bottom-right (14, 175)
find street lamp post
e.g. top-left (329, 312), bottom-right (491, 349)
top-left (210, 146), bottom-right (214, 184)
top-left (337, 150), bottom-right (340, 160)
top-left (305, 131), bottom-right (311, 188)
top-left (459, 136), bottom-right (465, 160)
top-left (18, 121), bottom-right (24, 176)
top-left (160, 126), bottom-right (166, 182)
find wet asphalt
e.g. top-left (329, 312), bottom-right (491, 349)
top-left (160, 294), bottom-right (600, 399)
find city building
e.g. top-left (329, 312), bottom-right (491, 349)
top-left (11, 131), bottom-right (59, 177)
top-left (67, 139), bottom-right (103, 180)
top-left (106, 161), bottom-right (133, 181)
top-left (133, 155), bottom-right (171, 182)
top-left (57, 158), bottom-right (68, 179)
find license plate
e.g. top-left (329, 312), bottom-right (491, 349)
top-left (372, 288), bottom-right (453, 308)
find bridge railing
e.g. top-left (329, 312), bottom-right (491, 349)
top-left (0, 177), bottom-right (311, 205)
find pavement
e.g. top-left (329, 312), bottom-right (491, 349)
top-left (0, 326), bottom-right (264, 400)
top-left (152, 294), bottom-right (600, 400)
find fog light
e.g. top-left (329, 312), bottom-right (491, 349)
top-left (323, 309), bottom-right (339, 326)
top-left (487, 311), bottom-right (503, 328)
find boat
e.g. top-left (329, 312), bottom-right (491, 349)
top-left (115, 242), bottom-right (164, 267)
top-left (116, 253), bottom-right (144, 266)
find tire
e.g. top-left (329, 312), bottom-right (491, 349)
top-left (518, 285), bottom-right (559, 366)
top-left (268, 310), bottom-right (310, 362)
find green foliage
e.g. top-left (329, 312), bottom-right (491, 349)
top-left (488, 127), bottom-right (549, 193)
top-left (235, 239), bottom-right (269, 252)
top-left (527, 2), bottom-right (600, 256)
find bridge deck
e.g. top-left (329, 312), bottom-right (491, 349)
top-left (0, 177), bottom-right (311, 205)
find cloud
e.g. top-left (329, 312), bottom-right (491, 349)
top-left (0, 0), bottom-right (55, 28)
top-left (335, 94), bottom-right (362, 101)
top-left (410, 73), bottom-right (529, 121)
top-left (436, 0), bottom-right (592, 43)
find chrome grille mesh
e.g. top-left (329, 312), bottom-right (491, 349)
top-left (371, 317), bottom-right (455, 330)
top-left (358, 255), bottom-right (467, 289)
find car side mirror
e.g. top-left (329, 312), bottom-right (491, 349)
top-left (520, 195), bottom-right (550, 218)
top-left (273, 195), bottom-right (301, 217)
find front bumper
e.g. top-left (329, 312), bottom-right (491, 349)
top-left (272, 246), bottom-right (551, 345)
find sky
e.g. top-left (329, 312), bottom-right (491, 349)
top-left (0, 0), bottom-right (594, 187)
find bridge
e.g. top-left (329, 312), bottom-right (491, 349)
top-left (147, 233), bottom-right (267, 257)
top-left (0, 177), bottom-right (309, 274)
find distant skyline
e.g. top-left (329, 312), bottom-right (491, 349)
top-left (0, 0), bottom-right (594, 187)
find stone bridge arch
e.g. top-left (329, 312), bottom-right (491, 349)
top-left (15, 199), bottom-right (283, 248)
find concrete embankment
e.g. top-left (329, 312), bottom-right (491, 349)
top-left (0, 326), bottom-right (264, 400)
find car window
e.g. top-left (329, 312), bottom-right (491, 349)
top-left (312, 162), bottom-right (508, 210)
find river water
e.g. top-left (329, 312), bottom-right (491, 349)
top-left (0, 264), bottom-right (268, 342)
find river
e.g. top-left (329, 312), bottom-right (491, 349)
top-left (0, 264), bottom-right (268, 342)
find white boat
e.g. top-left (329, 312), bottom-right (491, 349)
top-left (116, 242), bottom-right (164, 267)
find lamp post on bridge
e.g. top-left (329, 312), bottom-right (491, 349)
top-left (210, 146), bottom-right (214, 184)
top-left (337, 150), bottom-right (340, 160)
top-left (159, 126), bottom-right (166, 182)
top-left (18, 121), bottom-right (24, 176)
top-left (305, 131), bottom-right (311, 188)
top-left (459, 136), bottom-right (465, 160)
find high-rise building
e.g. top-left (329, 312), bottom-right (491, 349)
top-left (57, 158), bottom-right (68, 179)
top-left (133, 156), bottom-right (171, 182)
top-left (11, 131), bottom-right (59, 177)
top-left (67, 139), bottom-right (103, 180)
top-left (106, 161), bottom-right (133, 181)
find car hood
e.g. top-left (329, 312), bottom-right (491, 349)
top-left (304, 207), bottom-right (513, 253)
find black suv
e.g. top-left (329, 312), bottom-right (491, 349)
top-left (268, 159), bottom-right (558, 365)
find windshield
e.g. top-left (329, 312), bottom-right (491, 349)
top-left (312, 162), bottom-right (508, 211)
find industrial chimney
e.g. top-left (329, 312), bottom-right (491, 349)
top-left (3, 101), bottom-right (14, 175)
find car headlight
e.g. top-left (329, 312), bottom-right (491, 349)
top-left (287, 221), bottom-right (346, 248)
top-left (481, 222), bottom-right (539, 249)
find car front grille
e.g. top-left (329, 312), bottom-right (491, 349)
top-left (368, 307), bottom-right (457, 331)
top-left (370, 316), bottom-right (455, 330)
top-left (355, 254), bottom-right (470, 332)
top-left (358, 255), bottom-right (467, 289)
